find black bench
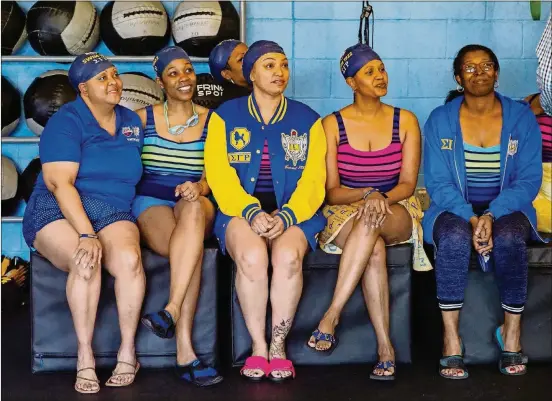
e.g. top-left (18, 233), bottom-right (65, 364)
top-left (30, 246), bottom-right (220, 373)
top-left (415, 239), bottom-right (552, 364)
top-left (231, 244), bottom-right (413, 366)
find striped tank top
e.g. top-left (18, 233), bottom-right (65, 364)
top-left (136, 105), bottom-right (212, 201)
top-left (537, 114), bottom-right (552, 162)
top-left (256, 140), bottom-right (273, 192)
top-left (464, 142), bottom-right (501, 214)
top-left (253, 140), bottom-right (278, 212)
top-left (334, 108), bottom-right (402, 192)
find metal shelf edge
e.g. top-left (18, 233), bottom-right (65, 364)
top-left (1, 55), bottom-right (209, 63)
top-left (1, 217), bottom-right (23, 223)
top-left (2, 3), bottom-right (247, 63)
top-left (2, 137), bottom-right (40, 143)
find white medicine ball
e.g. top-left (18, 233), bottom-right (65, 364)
top-left (1, 155), bottom-right (19, 201)
top-left (100, 1), bottom-right (170, 56)
top-left (119, 72), bottom-right (164, 111)
top-left (26, 1), bottom-right (100, 56)
top-left (172, 1), bottom-right (240, 58)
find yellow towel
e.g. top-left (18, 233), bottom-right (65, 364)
top-left (320, 195), bottom-right (433, 272)
top-left (534, 163), bottom-right (552, 233)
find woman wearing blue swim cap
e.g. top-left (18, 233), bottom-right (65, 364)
top-left (132, 46), bottom-right (222, 387)
top-left (22, 52), bottom-right (146, 393)
top-left (205, 40), bottom-right (327, 383)
top-left (307, 43), bottom-right (427, 381)
top-left (209, 39), bottom-right (251, 103)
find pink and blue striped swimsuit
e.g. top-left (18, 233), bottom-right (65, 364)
top-left (537, 114), bottom-right (552, 162)
top-left (334, 107), bottom-right (402, 192)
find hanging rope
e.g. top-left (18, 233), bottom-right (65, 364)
top-left (358, 1), bottom-right (375, 47)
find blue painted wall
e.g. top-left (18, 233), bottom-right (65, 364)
top-left (2, 1), bottom-right (550, 260)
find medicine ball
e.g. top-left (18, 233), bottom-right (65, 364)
top-left (1, 1), bottom-right (27, 55)
top-left (26, 1), bottom-right (100, 56)
top-left (19, 157), bottom-right (42, 204)
top-left (1, 155), bottom-right (21, 217)
top-left (172, 1), bottom-right (240, 58)
top-left (100, 1), bottom-right (170, 56)
top-left (24, 70), bottom-right (77, 136)
top-left (193, 73), bottom-right (225, 109)
top-left (119, 72), bottom-right (164, 111)
top-left (1, 77), bottom-right (21, 137)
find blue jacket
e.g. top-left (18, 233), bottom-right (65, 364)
top-left (205, 94), bottom-right (327, 229)
top-left (422, 93), bottom-right (544, 244)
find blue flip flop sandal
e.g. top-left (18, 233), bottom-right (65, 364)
top-left (493, 326), bottom-right (528, 376)
top-left (370, 360), bottom-right (396, 381)
top-left (175, 359), bottom-right (224, 387)
top-left (306, 329), bottom-right (339, 355)
top-left (141, 310), bottom-right (175, 339)
top-left (439, 341), bottom-right (468, 380)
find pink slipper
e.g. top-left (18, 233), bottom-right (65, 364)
top-left (267, 358), bottom-right (296, 383)
top-left (240, 356), bottom-right (269, 382)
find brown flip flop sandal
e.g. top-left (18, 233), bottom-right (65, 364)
top-left (74, 367), bottom-right (100, 394)
top-left (105, 361), bottom-right (140, 387)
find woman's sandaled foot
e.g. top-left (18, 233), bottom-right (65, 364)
top-left (268, 344), bottom-right (295, 382)
top-left (141, 310), bottom-right (175, 339)
top-left (306, 329), bottom-right (339, 354)
top-left (267, 357), bottom-right (296, 383)
top-left (494, 326), bottom-right (527, 376)
top-left (439, 355), bottom-right (469, 379)
top-left (105, 361), bottom-right (140, 387)
top-left (307, 314), bottom-right (338, 352)
top-left (240, 355), bottom-right (270, 382)
top-left (439, 335), bottom-right (467, 379)
top-left (370, 360), bottom-right (396, 381)
top-left (176, 359), bottom-right (223, 387)
top-left (439, 337), bottom-right (468, 379)
top-left (370, 348), bottom-right (396, 381)
top-left (75, 367), bottom-right (100, 394)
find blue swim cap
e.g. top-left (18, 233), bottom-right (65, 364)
top-left (242, 40), bottom-right (286, 85)
top-left (340, 43), bottom-right (381, 79)
top-left (153, 46), bottom-right (191, 78)
top-left (209, 39), bottom-right (242, 83)
top-left (68, 52), bottom-right (114, 89)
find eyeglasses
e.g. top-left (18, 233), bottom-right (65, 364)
top-left (462, 62), bottom-right (495, 74)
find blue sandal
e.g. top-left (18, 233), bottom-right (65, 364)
top-left (439, 341), bottom-right (468, 380)
top-left (494, 327), bottom-right (528, 376)
top-left (175, 359), bottom-right (223, 387)
top-left (439, 355), bottom-right (469, 380)
top-left (370, 360), bottom-right (396, 381)
top-left (306, 329), bottom-right (339, 355)
top-left (141, 310), bottom-right (175, 339)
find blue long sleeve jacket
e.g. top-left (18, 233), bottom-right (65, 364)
top-left (422, 92), bottom-right (544, 244)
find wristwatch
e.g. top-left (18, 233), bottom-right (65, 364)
top-left (482, 211), bottom-right (495, 222)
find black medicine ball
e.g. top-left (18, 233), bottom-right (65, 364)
top-left (23, 70), bottom-right (77, 136)
top-left (19, 158), bottom-right (42, 204)
top-left (193, 73), bottom-right (226, 109)
top-left (1, 76), bottom-right (22, 137)
top-left (26, 1), bottom-right (100, 56)
top-left (100, 1), bottom-right (170, 56)
top-left (1, 1), bottom-right (27, 55)
top-left (172, 1), bottom-right (240, 58)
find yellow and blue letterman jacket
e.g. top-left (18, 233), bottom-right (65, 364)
top-left (205, 94), bottom-right (327, 230)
